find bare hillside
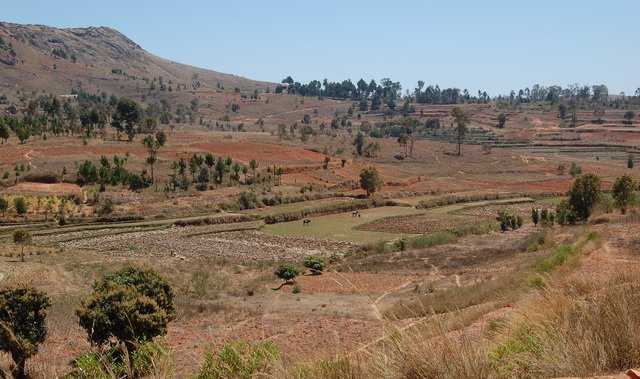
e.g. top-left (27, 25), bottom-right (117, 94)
top-left (0, 21), bottom-right (272, 99)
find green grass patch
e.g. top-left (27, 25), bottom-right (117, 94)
top-left (535, 231), bottom-right (599, 273)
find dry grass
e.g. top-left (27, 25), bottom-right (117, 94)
top-left (270, 228), bottom-right (640, 379)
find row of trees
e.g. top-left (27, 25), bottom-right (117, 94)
top-left (0, 90), bottom-right (195, 144)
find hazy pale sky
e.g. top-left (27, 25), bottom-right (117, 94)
top-left (3, 0), bottom-right (639, 96)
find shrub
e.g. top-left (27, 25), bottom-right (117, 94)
top-left (76, 266), bottom-right (175, 351)
top-left (13, 196), bottom-right (27, 216)
top-left (303, 256), bottom-right (326, 275)
top-left (238, 191), bottom-right (260, 210)
top-left (497, 210), bottom-right (521, 231)
top-left (97, 198), bottom-right (114, 216)
top-left (0, 287), bottom-right (51, 379)
top-left (274, 264), bottom-right (299, 283)
top-left (556, 200), bottom-right (577, 225)
top-left (196, 340), bottom-right (279, 379)
top-left (569, 162), bottom-right (582, 177)
top-left (68, 340), bottom-right (172, 378)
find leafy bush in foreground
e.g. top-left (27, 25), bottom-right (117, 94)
top-left (0, 286), bottom-right (50, 379)
top-left (76, 266), bottom-right (175, 352)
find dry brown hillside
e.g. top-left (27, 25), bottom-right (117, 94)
top-left (0, 21), bottom-right (273, 100)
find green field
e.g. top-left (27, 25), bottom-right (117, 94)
top-left (262, 197), bottom-right (546, 244)
top-left (262, 206), bottom-right (425, 243)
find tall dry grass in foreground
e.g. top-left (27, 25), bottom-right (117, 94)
top-left (273, 271), bottom-right (640, 379)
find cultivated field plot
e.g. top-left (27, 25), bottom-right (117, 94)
top-left (55, 226), bottom-right (357, 261)
top-left (263, 206), bottom-right (425, 243)
top-left (452, 197), bottom-right (561, 219)
top-left (355, 198), bottom-right (535, 234)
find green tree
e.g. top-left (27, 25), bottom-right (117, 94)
top-left (0, 123), bottom-right (9, 143)
top-left (13, 197), bottom-right (27, 217)
top-left (196, 166), bottom-right (210, 191)
top-left (215, 158), bottom-right (226, 184)
top-left (0, 287), bottom-right (50, 379)
top-left (13, 229), bottom-right (31, 262)
top-left (76, 266), bottom-right (175, 352)
top-left (249, 159), bottom-right (258, 182)
top-left (531, 208), bottom-right (540, 226)
top-left (353, 132), bottom-right (365, 156)
top-left (76, 160), bottom-right (98, 186)
top-left (612, 175), bottom-right (636, 214)
top-left (623, 110), bottom-right (635, 126)
top-left (111, 98), bottom-right (141, 141)
top-left (497, 113), bottom-right (507, 128)
top-left (232, 162), bottom-right (241, 182)
top-left (0, 196), bottom-right (8, 217)
top-left (568, 174), bottom-right (601, 221)
top-left (359, 167), bottom-right (382, 197)
top-left (15, 125), bottom-right (30, 144)
top-left (451, 107), bottom-right (468, 156)
top-left (628, 156), bottom-right (635, 169)
top-left (142, 131), bottom-right (167, 184)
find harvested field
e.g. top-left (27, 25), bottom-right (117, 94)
top-left (1, 182), bottom-right (84, 197)
top-left (356, 213), bottom-right (480, 234)
top-left (58, 227), bottom-right (357, 261)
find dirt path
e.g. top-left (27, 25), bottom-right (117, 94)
top-left (371, 280), bottom-right (416, 320)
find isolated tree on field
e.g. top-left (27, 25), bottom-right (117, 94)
top-left (612, 175), bottom-right (636, 214)
top-left (568, 173), bottom-right (601, 221)
top-left (142, 131), bottom-right (167, 184)
top-left (76, 266), bottom-right (175, 353)
top-left (13, 229), bottom-right (31, 262)
top-left (353, 132), bottom-right (365, 156)
top-left (13, 197), bottom-right (27, 218)
top-left (303, 256), bottom-right (326, 275)
top-left (359, 167), bottom-right (382, 197)
top-left (628, 156), bottom-right (635, 169)
top-left (451, 107), bottom-right (468, 156)
top-left (0, 286), bottom-right (50, 379)
top-left (0, 197), bottom-right (7, 217)
top-left (497, 113), bottom-right (507, 129)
